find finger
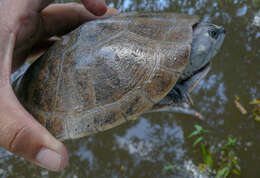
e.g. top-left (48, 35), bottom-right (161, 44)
top-left (41, 3), bottom-right (119, 37)
top-left (17, 0), bottom-right (54, 12)
top-left (12, 38), bottom-right (58, 72)
top-left (0, 36), bottom-right (68, 172)
top-left (80, 0), bottom-right (107, 16)
top-left (14, 0), bottom-right (54, 13)
top-left (0, 0), bottom-right (53, 19)
top-left (12, 4), bottom-right (118, 71)
top-left (26, 38), bottom-right (59, 64)
top-left (0, 85), bottom-right (68, 171)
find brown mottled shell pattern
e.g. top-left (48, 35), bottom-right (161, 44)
top-left (16, 12), bottom-right (199, 140)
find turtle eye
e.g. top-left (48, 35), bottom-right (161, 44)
top-left (208, 29), bottom-right (219, 40)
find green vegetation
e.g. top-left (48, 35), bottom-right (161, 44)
top-left (188, 125), bottom-right (213, 173)
top-left (189, 125), bottom-right (241, 178)
top-left (162, 124), bottom-right (241, 177)
top-left (250, 99), bottom-right (260, 122)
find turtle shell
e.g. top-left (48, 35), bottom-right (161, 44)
top-left (16, 12), bottom-right (199, 140)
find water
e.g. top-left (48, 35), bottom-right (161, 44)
top-left (1, 0), bottom-right (259, 177)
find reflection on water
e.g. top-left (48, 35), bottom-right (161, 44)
top-left (1, 0), bottom-right (260, 177)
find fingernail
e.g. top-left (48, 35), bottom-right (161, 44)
top-left (36, 148), bottom-right (65, 171)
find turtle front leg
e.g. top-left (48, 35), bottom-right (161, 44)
top-left (168, 64), bottom-right (211, 105)
top-left (168, 83), bottom-right (194, 105)
top-left (154, 64), bottom-right (211, 108)
top-left (152, 83), bottom-right (193, 109)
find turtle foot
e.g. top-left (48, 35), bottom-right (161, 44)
top-left (168, 84), bottom-right (193, 105)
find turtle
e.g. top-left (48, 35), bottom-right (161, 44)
top-left (14, 12), bottom-right (225, 140)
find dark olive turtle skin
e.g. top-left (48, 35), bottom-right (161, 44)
top-left (15, 13), bottom-right (211, 140)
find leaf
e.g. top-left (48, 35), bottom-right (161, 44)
top-left (226, 137), bottom-right (237, 147)
top-left (235, 96), bottom-right (240, 101)
top-left (206, 153), bottom-right (213, 169)
top-left (232, 157), bottom-right (238, 165)
top-left (254, 114), bottom-right (260, 122)
top-left (188, 125), bottom-right (203, 138)
top-left (188, 130), bottom-right (201, 138)
top-left (193, 136), bottom-right (203, 147)
top-left (194, 124), bottom-right (203, 131)
top-left (232, 168), bottom-right (241, 175)
top-left (253, 105), bottom-right (260, 121)
top-left (189, 125), bottom-right (211, 138)
top-left (201, 144), bottom-right (213, 168)
top-left (199, 164), bottom-right (207, 172)
top-left (216, 167), bottom-right (230, 178)
top-left (201, 143), bottom-right (207, 160)
top-left (224, 168), bottom-right (231, 177)
top-left (202, 129), bottom-right (212, 134)
top-left (163, 165), bottom-right (176, 173)
top-left (250, 99), bottom-right (260, 105)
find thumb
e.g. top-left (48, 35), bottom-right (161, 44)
top-left (0, 84), bottom-right (69, 171)
top-left (0, 34), bottom-right (68, 172)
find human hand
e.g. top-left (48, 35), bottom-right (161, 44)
top-left (0, 0), bottom-right (118, 171)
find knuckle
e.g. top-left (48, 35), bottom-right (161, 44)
top-left (8, 125), bottom-right (28, 153)
top-left (67, 2), bottom-right (82, 7)
top-left (18, 12), bottom-right (34, 26)
top-left (8, 124), bottom-right (41, 160)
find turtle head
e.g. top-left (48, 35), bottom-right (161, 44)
top-left (152, 23), bottom-right (226, 109)
top-left (180, 23), bottom-right (226, 81)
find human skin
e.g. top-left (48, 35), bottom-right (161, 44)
top-left (0, 0), bottom-right (118, 172)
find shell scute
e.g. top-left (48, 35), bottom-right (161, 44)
top-left (91, 32), bottom-right (157, 106)
top-left (119, 90), bottom-right (153, 118)
top-left (79, 21), bottom-right (128, 46)
top-left (159, 43), bottom-right (191, 72)
top-left (142, 68), bottom-right (179, 103)
top-left (93, 104), bottom-right (126, 131)
top-left (128, 18), bottom-right (174, 41)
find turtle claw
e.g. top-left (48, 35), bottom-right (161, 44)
top-left (168, 84), bottom-right (194, 105)
top-left (183, 91), bottom-right (194, 105)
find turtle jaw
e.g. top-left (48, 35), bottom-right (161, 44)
top-left (186, 61), bottom-right (211, 93)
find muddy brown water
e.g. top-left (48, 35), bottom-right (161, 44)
top-left (1, 0), bottom-right (259, 177)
